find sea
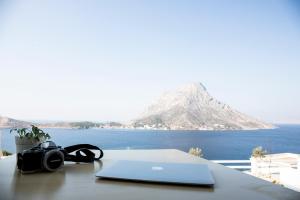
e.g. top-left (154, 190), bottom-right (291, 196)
top-left (1, 125), bottom-right (300, 160)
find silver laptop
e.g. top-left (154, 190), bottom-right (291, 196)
top-left (96, 160), bottom-right (215, 186)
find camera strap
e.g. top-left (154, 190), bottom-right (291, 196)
top-left (63, 144), bottom-right (104, 163)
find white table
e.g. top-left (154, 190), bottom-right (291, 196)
top-left (0, 149), bottom-right (299, 200)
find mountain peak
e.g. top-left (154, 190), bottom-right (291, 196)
top-left (132, 83), bottom-right (275, 130)
top-left (179, 82), bottom-right (207, 93)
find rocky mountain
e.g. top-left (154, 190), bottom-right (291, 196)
top-left (131, 83), bottom-right (275, 130)
top-left (0, 116), bottom-right (31, 128)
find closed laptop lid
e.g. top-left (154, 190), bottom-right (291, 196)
top-left (96, 160), bottom-right (215, 186)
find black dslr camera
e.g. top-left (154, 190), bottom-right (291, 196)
top-left (17, 141), bottom-right (103, 173)
top-left (17, 141), bottom-right (65, 173)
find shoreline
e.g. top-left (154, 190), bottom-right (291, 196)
top-left (0, 126), bottom-right (280, 132)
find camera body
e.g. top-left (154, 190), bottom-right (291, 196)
top-left (17, 141), bottom-right (65, 173)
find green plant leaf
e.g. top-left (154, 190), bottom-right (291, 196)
top-left (10, 126), bottom-right (51, 141)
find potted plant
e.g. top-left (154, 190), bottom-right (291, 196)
top-left (10, 125), bottom-right (51, 153)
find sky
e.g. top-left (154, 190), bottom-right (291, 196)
top-left (0, 0), bottom-right (300, 123)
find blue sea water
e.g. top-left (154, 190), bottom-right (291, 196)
top-left (1, 125), bottom-right (300, 160)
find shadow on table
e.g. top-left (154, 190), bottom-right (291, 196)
top-left (10, 160), bottom-right (103, 199)
top-left (10, 165), bottom-right (66, 199)
top-left (96, 176), bottom-right (214, 193)
top-left (63, 160), bottom-right (103, 174)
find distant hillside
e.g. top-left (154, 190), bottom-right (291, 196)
top-left (0, 115), bottom-right (123, 129)
top-left (39, 121), bottom-right (123, 129)
top-left (0, 116), bottom-right (31, 128)
top-left (131, 83), bottom-right (275, 130)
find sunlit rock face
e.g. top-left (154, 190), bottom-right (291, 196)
top-left (132, 83), bottom-right (275, 130)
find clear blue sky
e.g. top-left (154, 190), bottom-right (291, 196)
top-left (0, 0), bottom-right (299, 123)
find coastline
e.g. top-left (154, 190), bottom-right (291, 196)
top-left (0, 125), bottom-right (278, 131)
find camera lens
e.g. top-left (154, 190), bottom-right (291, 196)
top-left (43, 150), bottom-right (64, 172)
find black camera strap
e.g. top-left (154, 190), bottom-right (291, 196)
top-left (63, 144), bottom-right (104, 163)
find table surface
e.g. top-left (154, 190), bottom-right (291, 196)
top-left (0, 149), bottom-right (299, 200)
